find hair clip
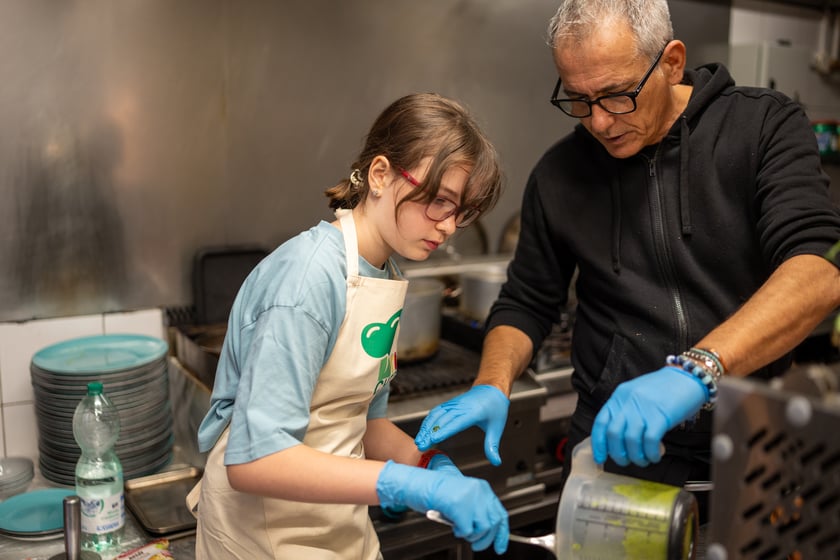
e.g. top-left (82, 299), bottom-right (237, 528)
top-left (350, 168), bottom-right (364, 189)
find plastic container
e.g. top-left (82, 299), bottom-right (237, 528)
top-left (555, 438), bottom-right (699, 560)
top-left (73, 381), bottom-right (125, 552)
top-left (460, 264), bottom-right (508, 322)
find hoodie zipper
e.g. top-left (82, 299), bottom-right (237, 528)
top-left (646, 147), bottom-right (689, 350)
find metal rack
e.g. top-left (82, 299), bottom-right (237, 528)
top-left (707, 368), bottom-right (840, 559)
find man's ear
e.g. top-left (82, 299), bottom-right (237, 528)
top-left (662, 40), bottom-right (687, 85)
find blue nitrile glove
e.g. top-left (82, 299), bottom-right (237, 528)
top-left (415, 385), bottom-right (509, 466)
top-left (377, 461), bottom-right (509, 554)
top-left (590, 366), bottom-right (709, 467)
top-left (426, 453), bottom-right (464, 476)
top-left (381, 453), bottom-right (462, 519)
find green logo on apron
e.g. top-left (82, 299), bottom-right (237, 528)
top-left (361, 310), bottom-right (401, 394)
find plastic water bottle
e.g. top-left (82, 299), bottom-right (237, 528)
top-left (73, 381), bottom-right (125, 552)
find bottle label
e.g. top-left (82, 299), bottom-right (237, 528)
top-left (80, 492), bottom-right (125, 534)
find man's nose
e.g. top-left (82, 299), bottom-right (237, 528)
top-left (588, 103), bottom-right (616, 131)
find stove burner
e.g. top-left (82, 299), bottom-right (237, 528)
top-left (390, 340), bottom-right (480, 400)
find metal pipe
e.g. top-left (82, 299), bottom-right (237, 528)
top-left (49, 496), bottom-right (101, 560)
top-left (63, 495), bottom-right (81, 560)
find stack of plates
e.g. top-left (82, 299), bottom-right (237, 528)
top-left (0, 457), bottom-right (34, 500)
top-left (30, 334), bottom-right (173, 486)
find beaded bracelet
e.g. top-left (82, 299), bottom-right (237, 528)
top-left (665, 353), bottom-right (718, 411)
top-left (685, 347), bottom-right (726, 381)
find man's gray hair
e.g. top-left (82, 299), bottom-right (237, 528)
top-left (547, 0), bottom-right (673, 59)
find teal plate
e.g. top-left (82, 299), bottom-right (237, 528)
top-left (0, 488), bottom-right (74, 538)
top-left (32, 334), bottom-right (168, 374)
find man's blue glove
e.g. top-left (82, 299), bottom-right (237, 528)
top-left (591, 366), bottom-right (709, 467)
top-left (415, 385), bottom-right (509, 466)
top-left (377, 461), bottom-right (509, 554)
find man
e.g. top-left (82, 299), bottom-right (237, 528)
top-left (415, 0), bottom-right (840, 510)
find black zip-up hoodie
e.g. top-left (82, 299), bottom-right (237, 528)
top-left (487, 63), bottom-right (840, 466)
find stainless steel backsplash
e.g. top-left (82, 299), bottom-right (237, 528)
top-left (0, 0), bottom-right (729, 321)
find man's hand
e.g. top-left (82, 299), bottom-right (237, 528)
top-left (590, 366), bottom-right (709, 467)
top-left (415, 385), bottom-right (510, 466)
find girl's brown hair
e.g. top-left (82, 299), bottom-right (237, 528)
top-left (325, 93), bottom-right (503, 221)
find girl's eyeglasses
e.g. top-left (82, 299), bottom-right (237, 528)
top-left (397, 168), bottom-right (480, 228)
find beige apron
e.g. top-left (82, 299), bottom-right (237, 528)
top-left (189, 209), bottom-right (407, 559)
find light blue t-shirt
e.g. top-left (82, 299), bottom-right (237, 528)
top-left (197, 220), bottom-right (394, 464)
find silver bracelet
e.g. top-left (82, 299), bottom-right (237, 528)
top-left (684, 347), bottom-right (725, 383)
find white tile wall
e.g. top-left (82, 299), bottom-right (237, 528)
top-left (0, 315), bottom-right (102, 405)
top-left (103, 308), bottom-right (165, 341)
top-left (3, 403), bottom-right (38, 461)
top-left (0, 308), bottom-right (165, 460)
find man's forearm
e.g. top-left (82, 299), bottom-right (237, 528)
top-left (697, 254), bottom-right (840, 377)
top-left (474, 325), bottom-right (534, 397)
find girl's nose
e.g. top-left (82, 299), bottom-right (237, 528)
top-left (436, 214), bottom-right (458, 235)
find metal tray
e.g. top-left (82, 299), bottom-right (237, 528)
top-left (193, 245), bottom-right (268, 324)
top-left (125, 466), bottom-right (202, 536)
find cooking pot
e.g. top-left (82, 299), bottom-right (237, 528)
top-left (459, 264), bottom-right (508, 322)
top-left (397, 278), bottom-right (444, 362)
top-left (428, 437), bottom-right (700, 559)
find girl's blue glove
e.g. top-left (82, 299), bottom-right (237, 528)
top-left (415, 385), bottom-right (509, 466)
top-left (426, 453), bottom-right (464, 476)
top-left (377, 461), bottom-right (509, 554)
top-left (380, 453), bottom-right (462, 519)
top-left (590, 366), bottom-right (709, 467)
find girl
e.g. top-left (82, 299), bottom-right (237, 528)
top-left (190, 93), bottom-right (509, 558)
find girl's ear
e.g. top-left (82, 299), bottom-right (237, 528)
top-left (368, 155), bottom-right (392, 192)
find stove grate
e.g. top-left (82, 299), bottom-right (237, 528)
top-left (389, 340), bottom-right (480, 400)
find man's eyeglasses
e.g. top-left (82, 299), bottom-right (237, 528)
top-left (398, 168), bottom-right (480, 228)
top-left (550, 45), bottom-right (667, 118)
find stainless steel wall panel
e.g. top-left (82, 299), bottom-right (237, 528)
top-left (0, 0), bottom-right (728, 321)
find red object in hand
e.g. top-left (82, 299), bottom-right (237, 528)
top-left (418, 449), bottom-right (446, 469)
top-left (555, 437), bottom-right (569, 464)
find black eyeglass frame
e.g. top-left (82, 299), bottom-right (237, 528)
top-left (550, 44), bottom-right (668, 118)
